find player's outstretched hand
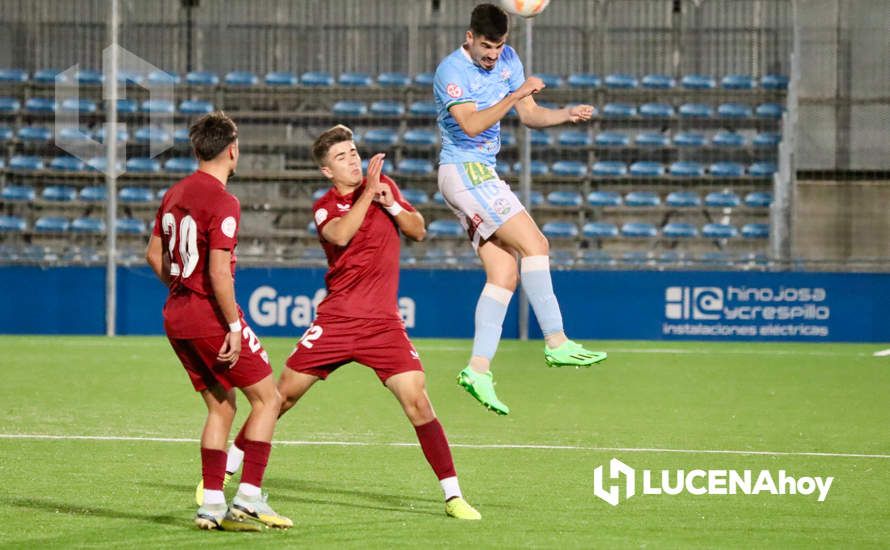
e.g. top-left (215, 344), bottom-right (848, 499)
top-left (567, 104), bottom-right (595, 123)
top-left (217, 331), bottom-right (241, 368)
top-left (515, 76), bottom-right (545, 100)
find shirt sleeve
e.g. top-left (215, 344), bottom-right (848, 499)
top-left (207, 194), bottom-right (240, 251)
top-left (313, 196), bottom-right (339, 236)
top-left (381, 174), bottom-right (416, 213)
top-left (434, 59), bottom-right (475, 111)
top-left (507, 47), bottom-right (526, 93)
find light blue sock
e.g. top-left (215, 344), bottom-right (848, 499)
top-left (471, 284), bottom-right (513, 360)
top-left (521, 255), bottom-right (564, 337)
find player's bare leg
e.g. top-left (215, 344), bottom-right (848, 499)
top-left (386, 371), bottom-right (481, 520)
top-left (195, 384), bottom-right (236, 529)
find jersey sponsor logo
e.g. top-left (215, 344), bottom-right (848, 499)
top-left (467, 213), bottom-right (484, 239)
top-left (221, 216), bottom-right (237, 238)
top-left (446, 83), bottom-right (462, 98)
top-left (463, 162), bottom-right (497, 186)
top-left (336, 203), bottom-right (351, 212)
top-left (314, 208), bottom-right (328, 225)
top-left (500, 68), bottom-right (511, 81)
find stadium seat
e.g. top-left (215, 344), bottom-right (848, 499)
top-left (94, 127), bottom-right (129, 143)
top-left (567, 73), bottom-right (600, 88)
top-left (756, 103), bottom-right (784, 119)
top-left (578, 249), bottom-right (613, 266)
top-left (662, 222), bottom-right (698, 239)
top-left (512, 160), bottom-right (549, 175)
top-left (338, 72), bottom-right (373, 87)
top-left (33, 68), bottom-right (63, 84)
top-left (530, 130), bottom-right (553, 146)
top-left (119, 187), bottom-right (154, 203)
top-left (377, 72), bottom-right (411, 87)
top-left (134, 126), bottom-right (172, 144)
top-left (141, 99), bottom-right (175, 114)
top-left (364, 128), bottom-right (399, 146)
top-left (705, 191), bottom-right (741, 207)
top-left (298, 71), bottom-right (333, 87)
top-left (602, 102), bottom-right (637, 117)
top-left (331, 100), bottom-right (367, 117)
top-left (761, 74), bottom-right (789, 90)
top-left (0, 215), bottom-right (27, 232)
top-left (420, 248), bottom-right (457, 266)
top-left (413, 72), bottom-right (435, 86)
top-left (165, 157), bottom-right (198, 173)
top-left (49, 156), bottom-right (85, 172)
top-left (551, 160), bottom-right (586, 177)
top-left (621, 222), bottom-right (658, 238)
top-left (721, 74), bottom-right (756, 89)
top-left (432, 191), bottom-right (445, 205)
top-left (669, 161), bottom-right (705, 177)
top-left (744, 191), bottom-right (772, 208)
top-left (115, 98), bottom-right (138, 114)
top-left (624, 191), bottom-right (661, 207)
top-left (80, 186), bottom-right (107, 202)
top-left (583, 222), bottom-right (619, 239)
top-left (541, 221), bottom-right (578, 239)
top-left (0, 126), bottom-right (12, 140)
top-left (527, 190), bottom-right (545, 207)
top-left (126, 157), bottom-right (161, 173)
top-left (9, 155), bottom-right (44, 170)
top-left (624, 251), bottom-right (652, 266)
top-left (42, 185), bottom-right (77, 202)
top-left (629, 161), bottom-right (665, 178)
top-left (753, 132), bottom-right (781, 148)
top-left (657, 251), bottom-right (687, 265)
top-left (397, 158), bottom-right (433, 175)
top-left (712, 131), bottom-right (746, 147)
top-left (178, 99), bottom-right (213, 115)
top-left (500, 131), bottom-right (516, 147)
top-left (18, 126), bottom-right (52, 142)
top-left (224, 71), bottom-right (258, 86)
top-left (550, 249), bottom-right (576, 268)
top-left (558, 130), bottom-right (591, 147)
top-left (587, 191), bottom-right (622, 207)
top-left (641, 73), bottom-right (676, 89)
top-left (678, 103), bottom-right (713, 118)
top-left (35, 216), bottom-right (70, 232)
top-left (673, 131), bottom-right (707, 147)
top-left (55, 127), bottom-right (90, 143)
top-left (709, 162), bottom-right (746, 178)
top-left (595, 131), bottom-right (630, 147)
top-left (25, 97), bottom-right (56, 113)
top-left (665, 191), bottom-right (701, 208)
top-left (0, 68), bottom-right (27, 83)
top-left (427, 219), bottom-right (464, 238)
top-left (264, 71), bottom-right (298, 86)
top-left (76, 69), bottom-right (103, 85)
top-left (400, 188), bottom-right (429, 205)
top-left (174, 128), bottom-right (190, 144)
top-left (639, 102), bottom-right (675, 118)
top-left (742, 223), bottom-right (769, 239)
top-left (370, 100), bottom-right (405, 116)
top-left (116, 217), bottom-right (146, 234)
top-left (749, 161), bottom-right (778, 178)
top-left (1, 185), bottom-right (35, 202)
top-left (718, 102), bottom-right (753, 118)
top-left (534, 73), bottom-right (564, 88)
top-left (546, 191), bottom-right (583, 207)
top-left (635, 132), bottom-right (670, 147)
top-left (698, 251), bottom-right (734, 265)
top-left (60, 98), bottom-right (97, 113)
top-left (186, 71), bottom-right (219, 86)
top-left (496, 161), bottom-right (511, 176)
top-left (604, 73), bottom-right (638, 89)
top-left (681, 74), bottom-right (716, 89)
top-left (702, 223), bottom-right (739, 239)
top-left (592, 161), bottom-right (627, 177)
top-left (0, 97), bottom-right (20, 113)
top-left (409, 101), bottom-right (437, 116)
top-left (147, 70), bottom-right (180, 85)
top-left (71, 217), bottom-right (106, 234)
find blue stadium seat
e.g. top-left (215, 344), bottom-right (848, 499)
top-left (0, 97), bottom-right (20, 113)
top-left (420, 248), bottom-right (457, 266)
top-left (338, 72), bottom-right (373, 87)
top-left (35, 216), bottom-right (70, 232)
top-left (141, 99), bottom-right (175, 114)
top-left (620, 251), bottom-right (649, 264)
top-left (595, 131), bottom-right (630, 147)
top-left (306, 220), bottom-right (318, 236)
top-left (225, 71), bottom-right (258, 86)
top-left (662, 222), bottom-right (698, 239)
top-left (116, 71), bottom-right (142, 85)
top-left (712, 131), bottom-right (746, 147)
top-left (558, 130), bottom-right (592, 147)
top-left (567, 73), bottom-right (601, 88)
top-left (678, 103), bottom-right (713, 118)
top-left (134, 126), bottom-right (172, 144)
top-left (80, 186), bottom-right (107, 202)
top-left (639, 102), bottom-right (675, 118)
top-left (658, 251), bottom-right (687, 265)
top-left (1, 185), bottom-right (35, 202)
top-left (116, 217), bottom-right (146, 235)
top-left (721, 74), bottom-right (756, 89)
top-left (155, 188), bottom-right (167, 200)
top-left (49, 156), bottom-right (85, 172)
top-left (364, 128), bottom-right (399, 146)
top-left (402, 129), bottom-right (437, 147)
top-left (174, 128), bottom-right (190, 144)
top-left (71, 217), bottom-right (106, 234)
top-left (698, 251), bottom-right (733, 265)
top-left (705, 191), bottom-right (741, 207)
top-left (56, 127), bottom-right (91, 143)
top-left (551, 160), bottom-right (587, 177)
top-left (718, 102), bottom-right (753, 118)
top-left (669, 161), bottom-right (705, 177)
top-left (582, 222), bottom-right (619, 239)
top-left (542, 221), bottom-right (578, 239)
top-left (186, 71), bottom-right (219, 86)
top-left (624, 191), bottom-right (661, 207)
top-left (587, 191), bottom-right (622, 207)
top-left (742, 223), bottom-right (769, 239)
top-left (528, 190), bottom-right (545, 207)
top-left (264, 71), bottom-right (298, 86)
top-left (495, 161), bottom-right (510, 176)
top-left (115, 98), bottom-right (138, 114)
top-left (681, 74), bottom-right (716, 89)
top-left (9, 155), bottom-right (44, 170)
top-left (709, 162), bottom-right (745, 178)
top-left (300, 71), bottom-right (333, 87)
top-left (42, 185), bottom-right (77, 202)
top-left (400, 188), bottom-right (429, 205)
top-left (301, 247), bottom-right (328, 263)
top-left (361, 158), bottom-right (395, 174)
top-left (409, 101), bottom-right (438, 116)
top-left (592, 161), bottom-right (627, 177)
top-left (33, 68), bottom-right (63, 84)
top-left (641, 73), bottom-right (676, 89)
top-left (377, 72), bottom-right (411, 87)
top-left (550, 249), bottom-right (577, 268)
top-left (126, 157), bottom-right (161, 173)
top-left (432, 191), bottom-right (446, 205)
top-left (499, 131), bottom-right (516, 147)
top-left (604, 73), bottom-right (638, 89)
top-left (94, 126), bottom-right (128, 143)
top-left (0, 126), bottom-right (11, 140)
top-left (744, 191), bottom-right (772, 208)
top-left (0, 69), bottom-right (27, 83)
top-left (702, 223), bottom-right (738, 239)
top-left (534, 73), bottom-right (564, 88)
top-left (749, 161), bottom-right (777, 178)
top-left (761, 74), bottom-right (789, 90)
top-left (413, 72), bottom-right (435, 86)
top-left (547, 191), bottom-right (583, 207)
top-left (753, 132), bottom-right (781, 148)
top-left (629, 161), bottom-right (665, 178)
top-left (665, 191), bottom-right (701, 208)
top-left (179, 99), bottom-right (213, 115)
top-left (635, 132), bottom-right (670, 147)
top-left (427, 219), bottom-right (464, 238)
top-left (512, 160), bottom-right (549, 176)
top-left (370, 100), bottom-right (405, 116)
top-left (165, 157), bottom-right (198, 173)
top-left (530, 130), bottom-right (553, 146)
top-left (120, 187), bottom-right (154, 203)
top-left (602, 102), bottom-right (637, 117)
top-left (76, 69), bottom-right (103, 85)
top-left (0, 215), bottom-right (27, 232)
top-left (397, 158), bottom-right (433, 175)
top-left (579, 249), bottom-right (613, 265)
top-left (756, 103), bottom-right (784, 119)
top-left (147, 70), bottom-right (180, 85)
top-left (60, 98), bottom-right (97, 113)
top-left (332, 100), bottom-right (368, 116)
top-left (673, 132), bottom-right (707, 147)
top-left (621, 222), bottom-right (658, 238)
top-left (25, 97), bottom-right (56, 113)
top-left (18, 126), bottom-right (52, 142)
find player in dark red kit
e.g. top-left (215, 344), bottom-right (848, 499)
top-left (221, 124), bottom-right (481, 520)
top-left (145, 111), bottom-right (291, 531)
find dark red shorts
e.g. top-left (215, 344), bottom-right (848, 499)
top-left (168, 322), bottom-right (273, 392)
top-left (285, 315), bottom-right (423, 384)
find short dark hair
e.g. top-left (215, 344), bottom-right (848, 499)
top-left (470, 3), bottom-right (509, 40)
top-left (188, 111), bottom-right (238, 161)
top-left (312, 124), bottom-right (354, 166)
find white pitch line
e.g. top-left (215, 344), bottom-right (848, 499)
top-left (1, 433), bottom-right (888, 460)
top-left (414, 345), bottom-right (868, 357)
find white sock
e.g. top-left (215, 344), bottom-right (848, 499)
top-left (226, 443), bottom-right (244, 473)
top-left (203, 489), bottom-right (225, 506)
top-left (238, 482), bottom-right (261, 498)
top-left (440, 476), bottom-right (462, 500)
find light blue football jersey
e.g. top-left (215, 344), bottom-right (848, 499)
top-left (434, 44), bottom-right (525, 165)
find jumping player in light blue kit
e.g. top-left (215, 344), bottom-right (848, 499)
top-left (434, 3), bottom-right (607, 416)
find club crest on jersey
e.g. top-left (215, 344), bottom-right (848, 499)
top-left (314, 208), bottom-right (328, 225)
top-left (446, 83), bottom-right (462, 98)
top-left (221, 216), bottom-right (237, 238)
top-left (493, 198), bottom-right (511, 216)
top-left (336, 203), bottom-right (351, 212)
top-left (501, 68), bottom-right (511, 81)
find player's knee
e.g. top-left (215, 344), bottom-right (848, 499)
top-left (405, 394), bottom-right (435, 425)
top-left (489, 264), bottom-right (519, 291)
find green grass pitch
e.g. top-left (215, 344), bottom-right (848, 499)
top-left (1, 336), bottom-right (888, 548)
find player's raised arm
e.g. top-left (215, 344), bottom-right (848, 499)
top-left (514, 94), bottom-right (595, 129)
top-left (448, 76), bottom-right (545, 138)
top-left (374, 177), bottom-right (426, 242)
top-left (320, 152), bottom-right (383, 247)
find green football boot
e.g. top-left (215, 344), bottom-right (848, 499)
top-left (544, 340), bottom-right (607, 368)
top-left (457, 366), bottom-right (510, 415)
